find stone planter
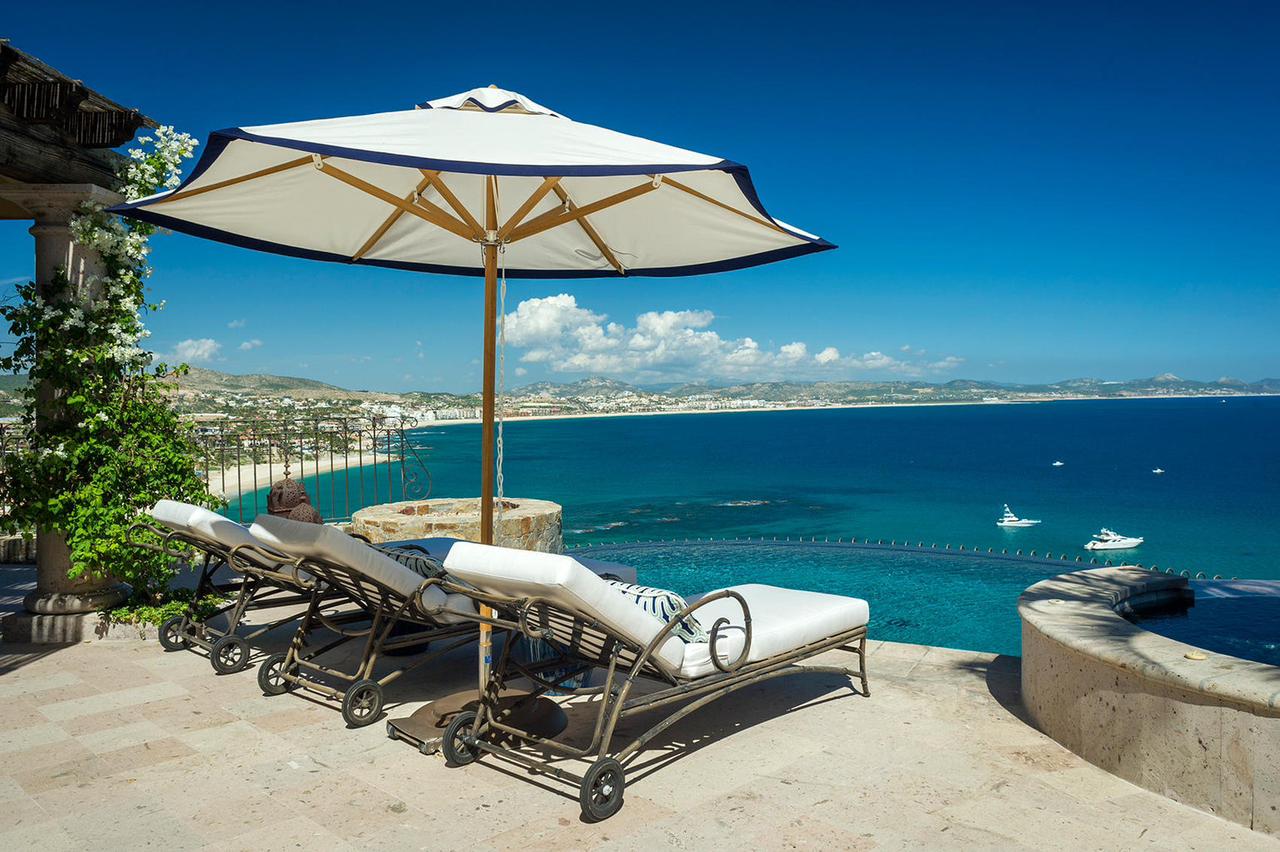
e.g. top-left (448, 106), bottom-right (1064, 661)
top-left (351, 497), bottom-right (563, 553)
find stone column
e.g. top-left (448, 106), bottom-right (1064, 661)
top-left (0, 184), bottom-right (129, 613)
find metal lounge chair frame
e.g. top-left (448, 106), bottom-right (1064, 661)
top-left (427, 578), bottom-right (870, 821)
top-left (128, 519), bottom-right (345, 674)
top-left (241, 542), bottom-right (479, 728)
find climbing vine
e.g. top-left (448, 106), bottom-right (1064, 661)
top-left (0, 126), bottom-right (218, 601)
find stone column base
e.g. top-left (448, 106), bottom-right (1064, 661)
top-left (23, 583), bottom-right (130, 614)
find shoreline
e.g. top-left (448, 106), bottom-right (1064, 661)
top-left (416, 392), bottom-right (1273, 430)
top-left (204, 450), bottom-right (402, 497)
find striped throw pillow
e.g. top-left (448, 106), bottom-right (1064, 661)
top-left (374, 545), bottom-right (445, 580)
top-left (606, 581), bottom-right (709, 643)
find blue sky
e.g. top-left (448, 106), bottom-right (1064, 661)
top-left (3, 1), bottom-right (1277, 392)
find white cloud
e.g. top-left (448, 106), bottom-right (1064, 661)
top-left (172, 338), bottom-right (221, 362)
top-left (238, 339), bottom-right (263, 351)
top-left (515, 367), bottom-right (528, 377)
top-left (503, 294), bottom-right (964, 382)
top-left (227, 319), bottom-right (246, 329)
top-left (779, 342), bottom-right (808, 362)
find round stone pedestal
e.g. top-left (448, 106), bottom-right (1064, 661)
top-left (351, 498), bottom-right (563, 553)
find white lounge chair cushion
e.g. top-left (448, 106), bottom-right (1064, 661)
top-left (149, 500), bottom-right (288, 571)
top-left (150, 499), bottom-right (194, 532)
top-left (678, 584), bottom-right (869, 679)
top-left (443, 542), bottom-right (685, 674)
top-left (250, 515), bottom-right (476, 623)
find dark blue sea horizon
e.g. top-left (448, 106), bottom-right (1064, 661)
top-left (266, 395), bottom-right (1280, 582)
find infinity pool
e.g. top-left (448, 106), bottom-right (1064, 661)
top-left (574, 540), bottom-right (1082, 656)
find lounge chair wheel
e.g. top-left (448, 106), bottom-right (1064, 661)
top-left (342, 680), bottom-right (384, 727)
top-left (257, 652), bottom-right (294, 695)
top-left (580, 757), bottom-right (625, 822)
top-left (210, 635), bottom-right (249, 674)
top-left (441, 710), bottom-right (479, 766)
top-left (158, 616), bottom-right (189, 651)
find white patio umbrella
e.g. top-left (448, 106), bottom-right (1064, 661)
top-left (113, 86), bottom-right (834, 683)
top-left (115, 85), bottom-right (834, 543)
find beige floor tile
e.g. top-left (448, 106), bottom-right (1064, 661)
top-left (39, 680), bottom-right (188, 721)
top-left (0, 720), bottom-right (69, 755)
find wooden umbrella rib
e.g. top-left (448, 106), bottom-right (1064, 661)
top-left (420, 170), bottom-right (484, 238)
top-left (318, 162), bottom-right (476, 241)
top-left (497, 177), bottom-right (562, 241)
top-left (551, 183), bottom-right (625, 274)
top-left (506, 179), bottom-right (658, 243)
top-left (661, 176), bottom-right (790, 235)
top-left (351, 174), bottom-right (434, 261)
top-left (152, 155), bottom-right (315, 205)
top-left (414, 195), bottom-right (479, 240)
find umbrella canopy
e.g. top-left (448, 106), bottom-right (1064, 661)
top-left (113, 86), bottom-right (833, 277)
top-left (111, 86), bottom-right (834, 546)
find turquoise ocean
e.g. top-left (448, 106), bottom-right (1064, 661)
top-left (237, 396), bottom-right (1279, 654)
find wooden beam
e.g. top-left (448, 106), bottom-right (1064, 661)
top-left (550, 183), bottom-right (625, 274)
top-left (153, 155), bottom-right (314, 205)
top-left (506, 179), bottom-right (658, 243)
top-left (317, 161), bottom-right (476, 241)
top-left (420, 170), bottom-right (483, 238)
top-left (351, 174), bottom-right (433, 260)
top-left (661, 175), bottom-right (790, 235)
top-left (497, 176), bottom-right (561, 241)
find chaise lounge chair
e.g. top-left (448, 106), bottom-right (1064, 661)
top-left (432, 542), bottom-right (871, 821)
top-left (246, 514), bottom-right (484, 727)
top-left (130, 500), bottom-right (331, 674)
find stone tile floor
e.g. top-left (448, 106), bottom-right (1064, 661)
top-left (0, 623), bottom-right (1275, 850)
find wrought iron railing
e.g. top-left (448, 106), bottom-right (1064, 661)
top-left (0, 415), bottom-right (430, 538)
top-left (194, 416), bottom-right (431, 523)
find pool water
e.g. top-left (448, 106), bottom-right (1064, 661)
top-left (1128, 581), bottom-right (1280, 666)
top-left (576, 541), bottom-right (1077, 657)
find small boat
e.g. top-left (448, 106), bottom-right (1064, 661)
top-left (1052, 460), bottom-right (1065, 467)
top-left (1152, 468), bottom-right (1165, 475)
top-left (997, 504), bottom-right (1041, 528)
top-left (1084, 528), bottom-right (1144, 550)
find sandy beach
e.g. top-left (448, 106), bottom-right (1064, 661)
top-left (203, 450), bottom-right (402, 498)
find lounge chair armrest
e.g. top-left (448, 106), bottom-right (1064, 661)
top-left (697, 591), bottom-right (753, 673)
top-left (227, 542), bottom-right (308, 586)
top-left (635, 589), bottom-right (754, 675)
top-left (126, 521), bottom-right (192, 559)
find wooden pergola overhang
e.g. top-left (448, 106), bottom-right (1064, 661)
top-left (0, 38), bottom-right (155, 217)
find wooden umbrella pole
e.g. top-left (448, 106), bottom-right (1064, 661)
top-left (478, 175), bottom-right (499, 689)
top-left (480, 243), bottom-right (498, 545)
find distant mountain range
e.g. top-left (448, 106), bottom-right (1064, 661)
top-left (3, 368), bottom-right (1278, 408)
top-left (498, 373), bottom-right (1280, 401)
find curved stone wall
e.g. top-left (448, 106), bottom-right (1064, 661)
top-left (1019, 568), bottom-right (1279, 837)
top-left (351, 497), bottom-right (563, 553)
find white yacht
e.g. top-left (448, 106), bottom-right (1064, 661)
top-left (997, 504), bottom-right (1041, 528)
top-left (1152, 468), bottom-right (1165, 475)
top-left (1084, 528), bottom-right (1144, 550)
top-left (1052, 460), bottom-right (1065, 467)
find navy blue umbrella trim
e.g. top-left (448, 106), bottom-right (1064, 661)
top-left (111, 205), bottom-right (835, 279)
